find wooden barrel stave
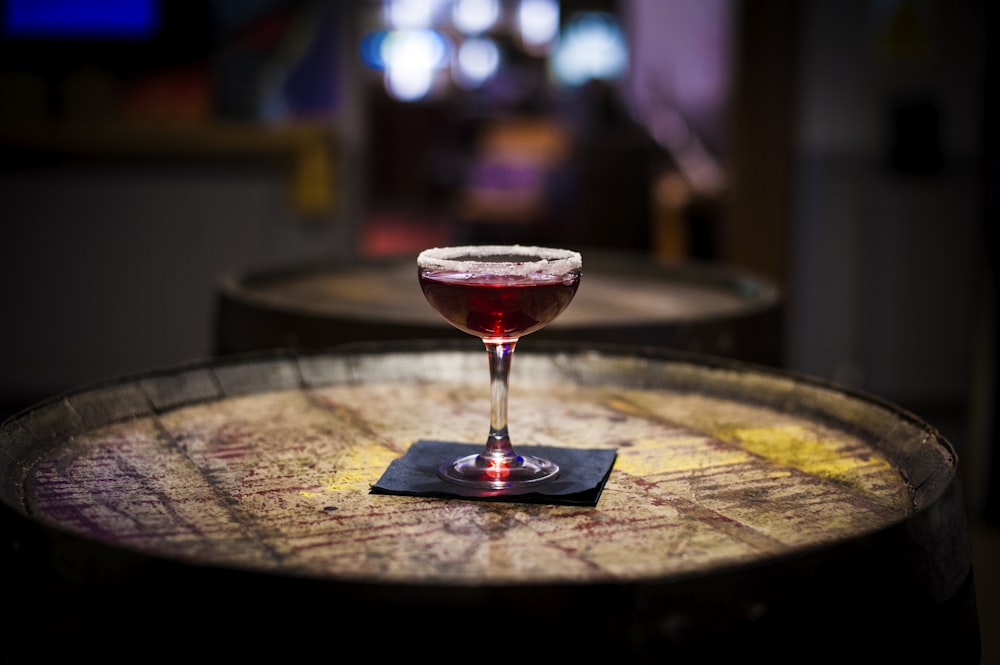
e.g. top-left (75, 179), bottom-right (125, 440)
top-left (214, 251), bottom-right (784, 366)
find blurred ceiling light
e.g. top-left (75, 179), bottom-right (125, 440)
top-left (380, 28), bottom-right (451, 101)
top-left (550, 11), bottom-right (628, 87)
top-left (453, 36), bottom-right (501, 88)
top-left (381, 29), bottom-right (450, 70)
top-left (517, 0), bottom-right (560, 55)
top-left (384, 0), bottom-right (441, 29)
top-left (452, 0), bottom-right (499, 35)
top-left (385, 66), bottom-right (436, 101)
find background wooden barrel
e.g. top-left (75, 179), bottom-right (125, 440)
top-left (0, 341), bottom-right (979, 662)
top-left (215, 250), bottom-right (784, 366)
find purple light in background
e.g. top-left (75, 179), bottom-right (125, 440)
top-left (620, 0), bottom-right (732, 194)
top-left (622, 0), bottom-right (732, 148)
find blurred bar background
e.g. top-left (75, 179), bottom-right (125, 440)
top-left (0, 0), bottom-right (994, 654)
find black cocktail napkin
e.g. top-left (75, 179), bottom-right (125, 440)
top-left (370, 440), bottom-right (617, 506)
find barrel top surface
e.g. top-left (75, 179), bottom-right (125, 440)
top-left (0, 343), bottom-right (954, 588)
top-left (220, 252), bottom-right (781, 328)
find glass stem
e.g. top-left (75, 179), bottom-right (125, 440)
top-left (483, 340), bottom-right (519, 463)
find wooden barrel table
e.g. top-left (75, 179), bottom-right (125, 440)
top-left (215, 250), bottom-right (784, 365)
top-left (0, 341), bottom-right (979, 662)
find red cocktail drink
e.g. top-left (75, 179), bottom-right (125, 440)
top-left (418, 272), bottom-right (579, 341)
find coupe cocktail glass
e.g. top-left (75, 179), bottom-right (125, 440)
top-left (417, 245), bottom-right (582, 490)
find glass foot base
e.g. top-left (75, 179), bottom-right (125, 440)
top-left (438, 453), bottom-right (559, 490)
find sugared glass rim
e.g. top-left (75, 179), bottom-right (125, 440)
top-left (417, 245), bottom-right (582, 276)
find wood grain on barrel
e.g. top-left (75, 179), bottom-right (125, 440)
top-left (8, 346), bottom-right (932, 587)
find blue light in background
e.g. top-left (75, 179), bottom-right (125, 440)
top-left (359, 30), bottom-right (390, 70)
top-left (550, 11), bottom-right (628, 87)
top-left (3, 0), bottom-right (159, 38)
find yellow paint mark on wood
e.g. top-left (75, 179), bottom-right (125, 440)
top-left (715, 424), bottom-right (894, 483)
top-left (325, 442), bottom-right (400, 493)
